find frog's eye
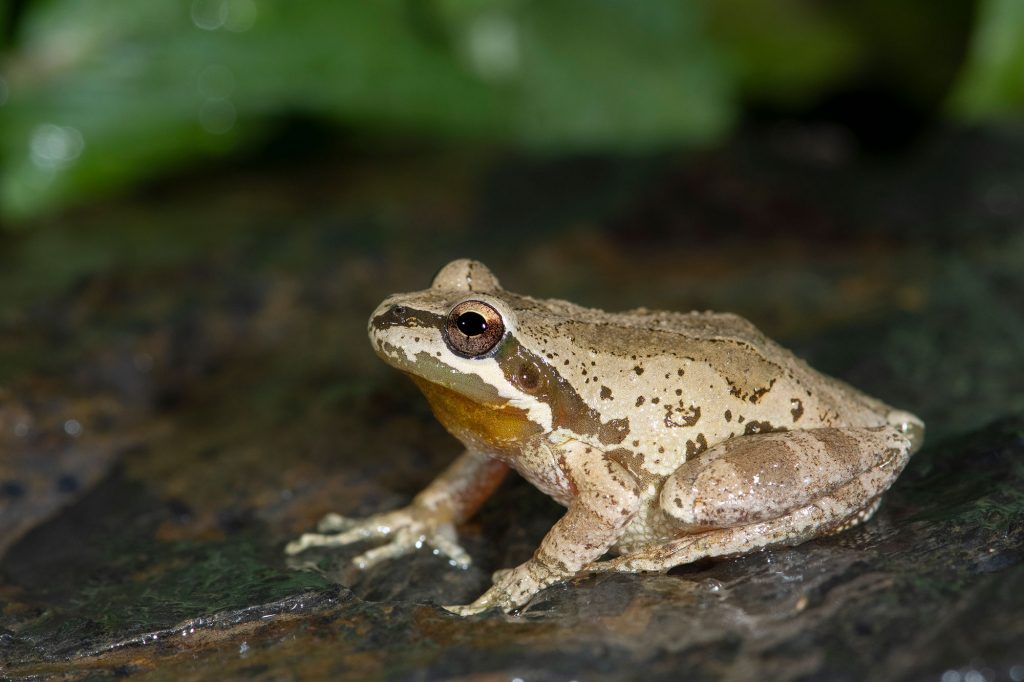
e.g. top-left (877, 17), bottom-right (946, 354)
top-left (445, 300), bottom-right (505, 357)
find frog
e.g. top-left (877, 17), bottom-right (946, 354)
top-left (286, 259), bottom-right (924, 616)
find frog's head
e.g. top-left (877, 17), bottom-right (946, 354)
top-left (368, 259), bottom-right (548, 453)
top-left (368, 260), bottom-right (627, 455)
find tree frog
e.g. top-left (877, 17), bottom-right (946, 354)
top-left (287, 259), bottom-right (924, 615)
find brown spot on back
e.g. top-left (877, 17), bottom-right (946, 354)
top-left (561, 319), bottom-right (788, 408)
top-left (748, 378), bottom-right (776, 404)
top-left (633, 366), bottom-right (644, 375)
top-left (744, 420), bottom-right (784, 435)
top-left (724, 409), bottom-right (732, 422)
top-left (606, 448), bottom-right (645, 480)
top-left (686, 433), bottom-right (708, 457)
top-left (790, 398), bottom-right (804, 422)
top-left (600, 385), bottom-right (613, 400)
top-left (664, 403), bottom-right (701, 428)
top-left (599, 418), bottom-right (631, 445)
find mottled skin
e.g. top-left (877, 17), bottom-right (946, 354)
top-left (286, 260), bottom-right (924, 615)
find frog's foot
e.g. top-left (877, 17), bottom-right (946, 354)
top-left (285, 507), bottom-right (471, 569)
top-left (443, 560), bottom-right (559, 616)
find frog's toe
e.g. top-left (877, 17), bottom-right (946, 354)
top-left (426, 525), bottom-right (471, 569)
top-left (329, 514), bottom-right (407, 544)
top-left (284, 532), bottom-right (349, 555)
top-left (352, 537), bottom-right (417, 569)
top-left (441, 602), bottom-right (484, 617)
top-left (441, 593), bottom-right (504, 616)
top-left (317, 512), bottom-right (357, 533)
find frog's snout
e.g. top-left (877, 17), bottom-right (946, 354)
top-left (888, 410), bottom-right (925, 454)
top-left (370, 303), bottom-right (407, 329)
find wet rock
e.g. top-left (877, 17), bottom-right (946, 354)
top-left (1, 127), bottom-right (1023, 680)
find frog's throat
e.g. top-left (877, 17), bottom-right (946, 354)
top-left (408, 374), bottom-right (543, 457)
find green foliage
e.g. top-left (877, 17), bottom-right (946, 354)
top-left (0, 0), bottom-right (730, 220)
top-left (0, 0), bottom-right (1022, 221)
top-left (702, 0), bottom-right (863, 105)
top-left (950, 0), bottom-right (1024, 118)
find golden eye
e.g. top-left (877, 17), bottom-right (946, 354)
top-left (445, 300), bottom-right (505, 357)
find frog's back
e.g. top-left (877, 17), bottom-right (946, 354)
top-left (511, 295), bottom-right (897, 435)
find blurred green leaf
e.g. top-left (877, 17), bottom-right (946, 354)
top-left (1, 0), bottom-right (1012, 222)
top-left (950, 0), bottom-right (1024, 118)
top-left (701, 0), bottom-right (862, 105)
top-left (0, 0), bottom-right (735, 221)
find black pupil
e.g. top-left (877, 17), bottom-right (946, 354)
top-left (457, 311), bottom-right (488, 336)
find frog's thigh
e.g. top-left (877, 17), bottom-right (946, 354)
top-left (661, 426), bottom-right (912, 529)
top-left (591, 464), bottom-right (895, 574)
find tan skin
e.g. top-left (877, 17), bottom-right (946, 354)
top-left (287, 260), bottom-right (924, 615)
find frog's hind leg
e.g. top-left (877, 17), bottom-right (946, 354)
top-left (586, 425), bottom-right (913, 575)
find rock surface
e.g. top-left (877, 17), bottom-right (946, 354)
top-left (1, 127), bottom-right (1023, 681)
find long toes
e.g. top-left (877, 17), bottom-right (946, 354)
top-left (317, 513), bottom-right (356, 532)
top-left (429, 531), bottom-right (471, 569)
top-left (352, 540), bottom-right (415, 570)
top-left (441, 603), bottom-right (486, 617)
top-left (331, 521), bottom-right (395, 545)
top-left (285, 532), bottom-right (348, 555)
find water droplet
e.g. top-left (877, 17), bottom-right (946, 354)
top-left (1009, 664), bottom-right (1024, 682)
top-left (239, 641), bottom-right (250, 656)
top-left (191, 0), bottom-right (228, 30)
top-left (63, 419), bottom-right (82, 437)
top-left (30, 124), bottom-right (84, 170)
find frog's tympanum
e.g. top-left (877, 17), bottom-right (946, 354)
top-left (287, 260), bottom-right (924, 615)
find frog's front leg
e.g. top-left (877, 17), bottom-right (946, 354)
top-left (285, 451), bottom-right (508, 569)
top-left (590, 425), bottom-right (915, 574)
top-left (445, 442), bottom-right (640, 616)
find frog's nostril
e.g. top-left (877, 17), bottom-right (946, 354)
top-left (391, 305), bottom-right (407, 317)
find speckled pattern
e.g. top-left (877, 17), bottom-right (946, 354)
top-left (290, 259), bottom-right (924, 614)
